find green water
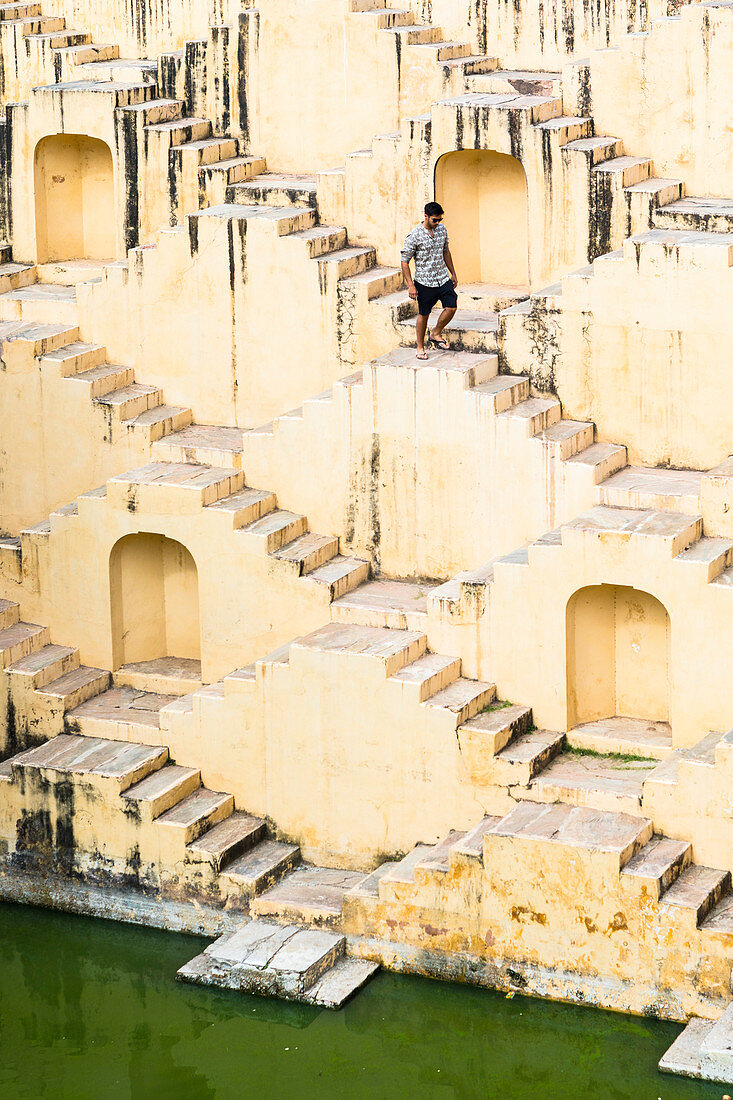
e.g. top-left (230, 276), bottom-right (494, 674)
top-left (0, 902), bottom-right (725, 1100)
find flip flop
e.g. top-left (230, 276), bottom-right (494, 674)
top-left (429, 333), bottom-right (450, 351)
top-left (416, 350), bottom-right (429, 360)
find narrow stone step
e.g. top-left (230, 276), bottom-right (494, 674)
top-left (345, 861), bottom-right (400, 899)
top-left (0, 622), bottom-right (49, 667)
top-left (660, 865), bottom-right (731, 926)
top-left (414, 830), bottom-right (467, 875)
top-left (220, 839), bottom-right (301, 896)
top-left (566, 717), bottom-right (673, 761)
top-left (380, 845), bottom-right (436, 887)
top-left (423, 677), bottom-right (496, 723)
top-left (67, 686), bottom-right (176, 736)
top-left (188, 811), bottom-right (267, 871)
top-left (529, 750), bottom-right (657, 813)
top-left (230, 172), bottom-right (317, 206)
top-left (451, 816), bottom-right (503, 862)
top-left (597, 466), bottom-right (703, 514)
top-left (491, 801), bottom-right (652, 865)
top-left (205, 486), bottom-right (277, 528)
top-left (306, 554), bottom-right (370, 600)
top-left (122, 764), bottom-right (201, 819)
top-left (658, 1017), bottom-right (715, 1080)
top-left (70, 363), bottom-right (134, 397)
top-left (151, 423), bottom-right (244, 468)
top-left (37, 665), bottom-right (110, 710)
top-left (389, 653), bottom-right (462, 702)
top-left (0, 599), bottom-right (20, 631)
top-left (113, 657), bottom-right (201, 696)
top-left (155, 788), bottom-right (234, 844)
top-left (121, 404), bottom-right (192, 440)
top-left (458, 703), bottom-right (534, 756)
top-left (700, 892), bottom-right (733, 938)
top-left (251, 866), bottom-right (367, 926)
top-left (13, 733), bottom-right (167, 788)
top-left (620, 837), bottom-right (692, 899)
top-left (301, 957), bottom-right (380, 1008)
top-left (292, 623), bottom-right (426, 678)
top-left (237, 509), bottom-right (308, 552)
top-left (179, 920), bottom-right (347, 1000)
top-left (6, 643), bottom-right (78, 688)
top-left (272, 532), bottom-right (339, 574)
top-left (654, 196), bottom-right (733, 234)
top-left (94, 383), bottom-right (162, 419)
top-left (330, 579), bottom-right (435, 630)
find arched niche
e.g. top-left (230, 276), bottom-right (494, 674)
top-left (566, 584), bottom-right (670, 728)
top-left (434, 149), bottom-right (529, 287)
top-left (109, 533), bottom-right (201, 670)
top-left (34, 133), bottom-right (115, 262)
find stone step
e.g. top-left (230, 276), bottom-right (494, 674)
top-left (493, 727), bottom-right (565, 784)
top-left (57, 42), bottom-right (119, 66)
top-left (272, 532), bottom-right (339, 575)
top-left (113, 657), bottom-right (201, 696)
top-left (319, 245), bottom-right (376, 281)
top-left (0, 621), bottom-right (49, 668)
top-left (423, 677), bottom-right (496, 724)
top-left (291, 623), bottom-right (427, 678)
top-left (528, 749), bottom-right (659, 814)
top-left (40, 339), bottom-right (107, 376)
top-left (0, 262), bottom-right (36, 294)
top-left (69, 362), bottom-right (134, 398)
top-left (458, 703), bottom-right (534, 756)
top-left (76, 58), bottom-right (157, 84)
top-left (0, 599), bottom-right (20, 631)
top-left (288, 223), bottom-right (348, 259)
top-left (659, 1005), bottom-right (733, 1084)
top-left (94, 383), bottom-right (163, 420)
top-left (155, 787), bottom-right (234, 844)
top-left (562, 506), bottom-right (702, 554)
top-left (331, 578), bottom-right (435, 630)
top-left (230, 173), bottom-right (317, 207)
top-left (497, 395), bottom-right (561, 435)
top-left (236, 508), bottom-right (308, 552)
top-left (151, 424), bottom-right (244, 468)
top-left (204, 486), bottom-right (277, 529)
top-left (341, 264), bottom-right (403, 300)
top-left (29, 29), bottom-right (91, 48)
top-left (700, 892), bottom-right (733, 938)
top-left (173, 135), bottom-right (238, 166)
top-left (201, 154), bottom-right (268, 193)
top-left (659, 865), bottom-right (731, 927)
top-left (0, 3), bottom-right (43, 19)
top-left (411, 39), bottom-right (472, 60)
top-left (565, 441), bottom-right (628, 484)
top-left (450, 816), bottom-right (503, 863)
top-left (653, 196), bottom-right (733, 234)
top-left (593, 155), bottom-right (652, 189)
top-left (345, 860), bottom-right (400, 900)
top-left (676, 537), bottom-right (733, 583)
top-left (121, 763), bottom-right (202, 819)
top-left (251, 866), bottom-right (368, 927)
top-left (620, 837), bottom-right (693, 900)
top-left (36, 664), bottom-right (111, 711)
top-left (470, 373), bottom-right (530, 413)
top-left (106, 461), bottom-right (242, 511)
top-left (566, 718), bottom-right (674, 761)
top-left (305, 554), bottom-right (371, 600)
top-left (457, 281), bottom-right (529, 312)
top-left (11, 733), bottom-right (167, 789)
top-left (35, 260), bottom-right (108, 285)
top-left (66, 685), bottom-right (177, 738)
top-left (534, 418), bottom-right (595, 459)
top-left (564, 134), bottom-right (623, 166)
top-left (379, 844), bottom-right (437, 889)
top-left (0, 282), bottom-right (77, 323)
top-left (188, 811), bottom-right (267, 871)
top-left (491, 800), bottom-right (653, 866)
top-left (179, 920), bottom-right (348, 1000)
top-left (120, 404), bottom-right (192, 441)
top-left (389, 653), bottom-right (462, 702)
top-left (301, 957), bottom-right (380, 1008)
top-left (145, 116), bottom-right (211, 145)
top-left (220, 839), bottom-right (301, 896)
top-left (0, 321), bottom-right (80, 357)
top-left (413, 830), bottom-right (467, 877)
top-left (398, 308), bottom-right (499, 354)
top-left (6, 643), bottom-right (78, 689)
top-left (122, 98), bottom-right (183, 126)
top-left (596, 465), bottom-right (703, 514)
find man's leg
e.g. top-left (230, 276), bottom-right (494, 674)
top-left (431, 306), bottom-right (457, 339)
top-left (416, 312), bottom-right (429, 352)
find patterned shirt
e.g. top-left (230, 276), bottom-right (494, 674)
top-left (400, 223), bottom-right (450, 287)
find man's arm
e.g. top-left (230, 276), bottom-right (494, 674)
top-left (401, 259), bottom-right (418, 300)
top-left (443, 245), bottom-right (458, 288)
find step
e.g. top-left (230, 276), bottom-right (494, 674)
top-left (230, 173), bottom-right (317, 207)
top-left (292, 623), bottom-right (426, 677)
top-left (620, 837), bottom-right (692, 899)
top-left (345, 860), bottom-right (400, 900)
top-left (0, 282), bottom-right (77, 322)
top-left (40, 340), bottom-right (107, 376)
top-left (36, 665), bottom-right (111, 711)
top-left (155, 788), bottom-right (234, 844)
top-left (659, 865), bottom-right (731, 926)
top-left (251, 865), bottom-right (368, 926)
top-left (237, 508), bottom-right (308, 552)
top-left (423, 677), bottom-right (496, 723)
top-left (0, 321), bottom-right (79, 356)
top-left (94, 383), bottom-right (162, 420)
top-left (204, 486), bottom-right (277, 528)
top-left (173, 135), bottom-right (238, 165)
top-left (187, 811), bottom-right (267, 871)
top-left (151, 424), bottom-right (244, 468)
top-left (6, 643), bottom-right (78, 689)
top-left (491, 800), bottom-right (652, 864)
top-left (563, 506), bottom-right (702, 551)
top-left (145, 116), bottom-right (211, 144)
top-left (398, 308), bottom-right (499, 353)
top-left (700, 892), bottom-right (733, 938)
top-left (458, 281), bottom-right (529, 312)
top-left (493, 727), bottom-right (565, 783)
top-left (330, 579), bottom-right (435, 630)
top-left (566, 718), bottom-right (673, 761)
top-left (319, 245), bottom-right (376, 281)
top-left (653, 196), bottom-right (733, 234)
top-left (35, 260), bottom-right (109, 285)
top-left (451, 816), bottom-right (503, 862)
top-left (592, 155), bottom-right (651, 188)
top-left (120, 404), bottom-right (192, 441)
top-left (413, 830), bottom-right (467, 876)
top-left (379, 844), bottom-right (437, 888)
top-left (113, 657), bottom-right (202, 696)
top-left (301, 957), bottom-right (380, 1008)
top-left (220, 839), bottom-right (301, 896)
top-left (596, 466), bottom-right (703, 514)
top-left (0, 262), bottom-right (36, 294)
top-left (305, 555), bottom-right (371, 600)
top-left (389, 653), bottom-right (462, 702)
top-left (121, 764), bottom-right (201, 819)
top-left (179, 920), bottom-right (346, 999)
top-left (69, 363), bottom-right (134, 397)
top-left (529, 750), bottom-right (658, 814)
top-left (0, 599), bottom-right (19, 631)
top-left (458, 703), bottom-right (534, 756)
top-left (0, 621), bottom-right (49, 668)
top-left (66, 686), bottom-right (177, 737)
top-left (498, 395), bottom-right (560, 435)
top-left (271, 532), bottom-right (339, 575)
top-left (13, 733), bottom-right (166, 788)
top-left (470, 374), bottom-right (529, 413)
top-left (106, 461), bottom-right (241, 510)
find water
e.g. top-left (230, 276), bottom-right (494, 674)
top-left (0, 901), bottom-right (725, 1100)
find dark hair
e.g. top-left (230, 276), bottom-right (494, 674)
top-left (424, 201), bottom-right (444, 217)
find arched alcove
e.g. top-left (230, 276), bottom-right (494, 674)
top-left (34, 134), bottom-right (115, 262)
top-left (109, 534), bottom-right (201, 670)
top-left (434, 149), bottom-right (529, 286)
top-left (566, 585), bottom-right (670, 728)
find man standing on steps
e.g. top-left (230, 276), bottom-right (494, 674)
top-left (400, 201), bottom-right (458, 360)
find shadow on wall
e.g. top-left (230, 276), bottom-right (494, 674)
top-left (34, 133), bottom-right (116, 262)
top-left (435, 149), bottom-right (529, 286)
top-left (566, 584), bottom-right (670, 727)
top-left (109, 533), bottom-right (201, 670)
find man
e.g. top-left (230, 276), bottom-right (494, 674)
top-left (400, 201), bottom-right (458, 360)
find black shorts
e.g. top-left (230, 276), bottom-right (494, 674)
top-left (414, 279), bottom-right (457, 316)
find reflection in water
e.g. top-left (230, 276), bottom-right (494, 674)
top-left (0, 901), bottom-right (721, 1100)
